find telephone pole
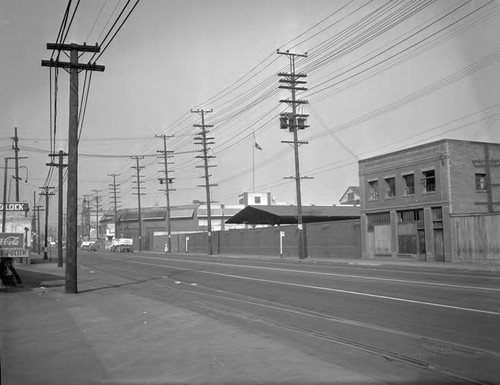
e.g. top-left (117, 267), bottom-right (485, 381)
top-left (131, 156), bottom-right (145, 251)
top-left (192, 109), bottom-right (217, 255)
top-left (473, 143), bottom-right (500, 213)
top-left (108, 173), bottom-right (121, 239)
top-left (82, 194), bottom-right (91, 238)
top-left (42, 42), bottom-right (105, 294)
top-left (34, 205), bottom-right (44, 254)
top-left (12, 127), bottom-right (27, 202)
top-left (33, 188), bottom-right (42, 254)
top-left (156, 135), bottom-right (175, 253)
top-left (278, 49), bottom-right (312, 260)
top-left (92, 189), bottom-right (103, 239)
top-left (39, 186), bottom-right (55, 260)
top-left (2, 155), bottom-right (27, 231)
top-left (47, 150), bottom-right (67, 267)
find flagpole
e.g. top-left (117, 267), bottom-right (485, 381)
top-left (252, 130), bottom-right (255, 192)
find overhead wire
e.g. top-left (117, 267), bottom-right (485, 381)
top-left (306, 0), bottom-right (492, 99)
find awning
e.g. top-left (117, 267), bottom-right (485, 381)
top-left (225, 205), bottom-right (360, 226)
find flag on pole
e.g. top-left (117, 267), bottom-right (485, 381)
top-left (255, 142), bottom-right (263, 150)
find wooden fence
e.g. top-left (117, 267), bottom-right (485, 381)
top-left (451, 214), bottom-right (500, 262)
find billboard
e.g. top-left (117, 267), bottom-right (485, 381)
top-left (0, 232), bottom-right (29, 258)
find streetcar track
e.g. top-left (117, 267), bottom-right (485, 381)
top-left (80, 256), bottom-right (498, 384)
top-left (105, 253), bottom-right (500, 291)
top-left (95, 254), bottom-right (500, 315)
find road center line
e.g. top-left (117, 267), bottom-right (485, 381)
top-left (102, 256), bottom-right (500, 316)
top-left (127, 255), bottom-right (500, 292)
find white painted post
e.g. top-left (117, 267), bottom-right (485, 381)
top-left (280, 231), bottom-right (285, 258)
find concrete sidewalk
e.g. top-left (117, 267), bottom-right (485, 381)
top-left (1, 258), bottom-right (376, 385)
top-left (209, 252), bottom-right (500, 272)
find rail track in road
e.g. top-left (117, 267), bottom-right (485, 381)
top-left (79, 251), bottom-right (500, 385)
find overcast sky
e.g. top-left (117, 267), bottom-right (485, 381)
top-left (1, 0), bottom-right (500, 221)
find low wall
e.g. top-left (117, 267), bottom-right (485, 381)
top-left (153, 220), bottom-right (361, 259)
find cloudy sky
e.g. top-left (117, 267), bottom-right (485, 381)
top-left (1, 0), bottom-right (500, 221)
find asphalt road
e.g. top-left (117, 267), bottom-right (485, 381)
top-left (78, 251), bottom-right (500, 385)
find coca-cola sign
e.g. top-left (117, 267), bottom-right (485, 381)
top-left (0, 233), bottom-right (24, 249)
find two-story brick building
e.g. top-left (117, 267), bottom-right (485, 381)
top-left (359, 139), bottom-right (500, 263)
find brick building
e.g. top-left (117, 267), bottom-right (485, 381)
top-left (359, 139), bottom-right (500, 263)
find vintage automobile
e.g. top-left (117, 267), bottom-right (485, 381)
top-left (109, 238), bottom-right (134, 253)
top-left (80, 240), bottom-right (99, 251)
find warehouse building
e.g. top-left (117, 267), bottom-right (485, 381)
top-left (358, 139), bottom-right (500, 263)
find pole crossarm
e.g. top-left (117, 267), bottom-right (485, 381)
top-left (46, 42), bottom-right (101, 52)
top-left (41, 60), bottom-right (105, 72)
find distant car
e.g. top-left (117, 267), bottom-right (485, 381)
top-left (109, 238), bottom-right (133, 253)
top-left (81, 240), bottom-right (99, 251)
top-left (49, 241), bottom-right (56, 246)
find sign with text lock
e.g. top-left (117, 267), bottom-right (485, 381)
top-left (0, 233), bottom-right (29, 258)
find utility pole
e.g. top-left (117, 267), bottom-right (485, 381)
top-left (35, 205), bottom-right (44, 254)
top-left (32, 190), bottom-right (36, 252)
top-left (156, 134), bottom-right (175, 254)
top-left (473, 143), bottom-right (500, 213)
top-left (92, 189), bottom-right (103, 239)
top-left (42, 42), bottom-right (105, 294)
top-left (2, 158), bottom-right (8, 232)
top-left (47, 150), bottom-right (67, 267)
top-left (2, 156), bottom-right (27, 231)
top-left (82, 194), bottom-right (91, 238)
top-left (192, 109), bottom-right (217, 255)
top-left (39, 186), bottom-right (55, 260)
top-left (108, 174), bottom-right (121, 239)
top-left (131, 156), bottom-right (145, 251)
top-left (12, 127), bottom-right (20, 202)
top-left (278, 49), bottom-right (312, 260)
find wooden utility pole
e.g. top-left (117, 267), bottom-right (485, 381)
top-left (82, 194), bottom-right (91, 238)
top-left (47, 150), bottom-right (67, 267)
top-left (39, 186), bottom-right (55, 260)
top-left (2, 157), bottom-right (9, 232)
top-left (156, 134), bottom-right (175, 253)
top-left (42, 42), bottom-right (105, 293)
top-left (108, 173), bottom-right (121, 239)
top-left (2, 156), bottom-right (27, 231)
top-left (473, 143), bottom-right (500, 212)
top-left (35, 205), bottom-right (44, 254)
top-left (278, 49), bottom-right (312, 260)
top-left (192, 109), bottom-right (217, 255)
top-left (12, 127), bottom-right (20, 202)
top-left (92, 189), bottom-right (103, 239)
top-left (131, 156), bottom-right (145, 251)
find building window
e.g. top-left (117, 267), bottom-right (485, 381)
top-left (385, 177), bottom-right (396, 198)
top-left (367, 212), bottom-right (390, 225)
top-left (254, 196), bottom-right (261, 204)
top-left (368, 180), bottom-right (379, 201)
top-left (398, 209), bottom-right (423, 223)
top-left (475, 173), bottom-right (487, 191)
top-left (403, 174), bottom-right (415, 196)
top-left (347, 192), bottom-right (355, 201)
top-left (423, 170), bottom-right (436, 192)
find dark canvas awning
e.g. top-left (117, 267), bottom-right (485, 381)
top-left (225, 205), bottom-right (360, 226)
